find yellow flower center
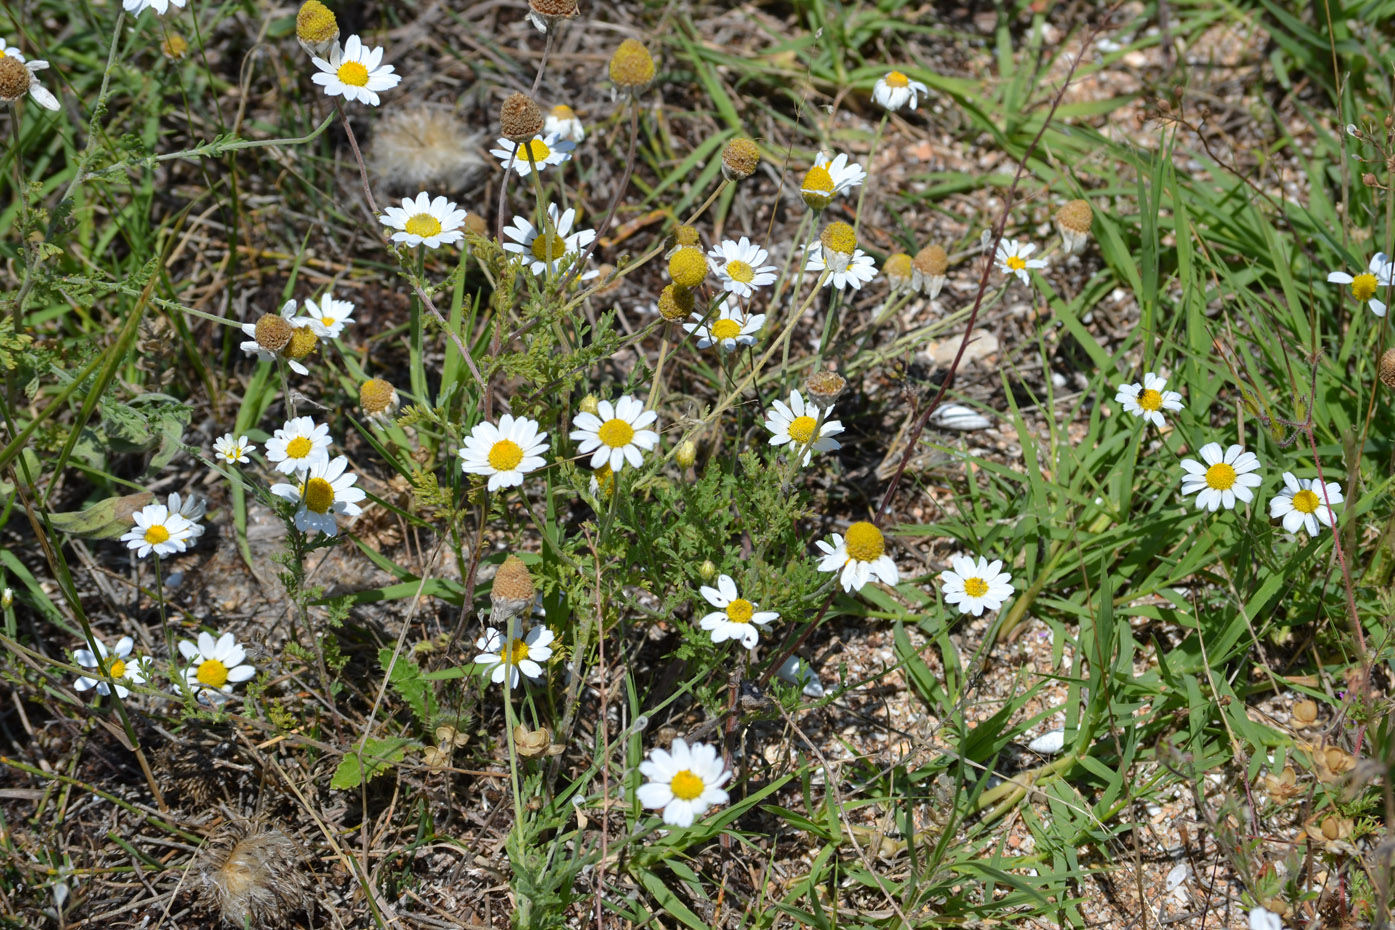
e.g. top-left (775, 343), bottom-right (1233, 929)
top-left (725, 598), bottom-right (754, 624)
top-left (304, 476), bottom-right (335, 514)
top-left (1205, 462), bottom-right (1237, 491)
top-left (787, 415), bottom-right (817, 445)
top-left (1138, 388), bottom-right (1163, 412)
top-left (669, 247), bottom-right (708, 288)
top-left (297, 1), bottom-right (338, 41)
top-left (1291, 488), bottom-right (1320, 514)
top-left (552, 104), bottom-right (576, 119)
top-left (597, 418), bottom-right (636, 449)
top-left (886, 70), bottom-right (910, 88)
top-left (522, 138), bottom-right (552, 163)
top-left (144, 524), bottom-right (170, 545)
top-left (489, 439), bottom-right (524, 471)
top-left (285, 436), bottom-right (313, 459)
top-left (821, 221), bottom-right (857, 255)
top-left (531, 231), bottom-right (567, 262)
top-left (103, 657), bottom-right (127, 679)
top-left (405, 213), bottom-right (443, 239)
top-left (802, 165), bottom-right (834, 193)
top-left (593, 464), bottom-right (615, 498)
top-left (336, 61), bottom-right (369, 87)
top-left (504, 638), bottom-right (530, 665)
top-left (1006, 255), bottom-right (1026, 271)
top-left (710, 318), bottom-right (742, 341)
top-left (844, 521), bottom-right (885, 562)
top-left (197, 659), bottom-right (229, 688)
top-left (726, 259), bottom-right (755, 284)
top-left (670, 769), bottom-right (705, 801)
top-left (1352, 272), bottom-right (1378, 302)
top-left (321, 315), bottom-right (335, 326)
top-left (283, 326), bottom-right (318, 360)
top-left (963, 577), bottom-right (988, 598)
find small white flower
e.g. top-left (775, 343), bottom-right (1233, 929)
top-left (502, 203), bottom-right (597, 278)
top-left (213, 433), bottom-right (255, 465)
top-left (74, 635), bottom-right (148, 699)
top-left (300, 290), bottom-right (356, 339)
top-left (239, 299), bottom-right (317, 375)
top-left (120, 504), bottom-right (195, 558)
top-left (707, 237), bottom-right (777, 297)
top-left (1, 588), bottom-right (11, 609)
top-left (1269, 472), bottom-right (1342, 538)
top-left (543, 104), bottom-right (584, 143)
top-left (490, 133), bottom-right (575, 176)
top-left (311, 35), bottom-right (400, 107)
top-left (264, 416), bottom-right (332, 475)
top-left (1248, 907), bottom-right (1287, 930)
top-left (270, 455), bottom-right (366, 536)
top-left (121, 0), bottom-right (186, 16)
top-left (940, 555), bottom-right (1015, 617)
top-left (804, 244), bottom-right (878, 291)
top-left (697, 574), bottom-right (778, 650)
top-left (569, 395), bottom-right (659, 474)
top-left (815, 522), bottom-right (899, 592)
top-left (1114, 372), bottom-right (1184, 428)
top-left (177, 630), bottom-right (256, 700)
top-left (474, 621), bottom-right (554, 689)
top-left (683, 298), bottom-right (765, 352)
top-left (872, 70), bottom-right (928, 111)
top-left (995, 238), bottom-right (1048, 284)
top-left (807, 151), bottom-right (865, 198)
top-left (765, 390), bottom-right (843, 467)
top-left (1179, 442), bottom-right (1263, 512)
top-left (637, 738), bottom-right (731, 827)
top-left (167, 492), bottom-right (206, 543)
top-left (1327, 253), bottom-right (1392, 317)
top-left (380, 192), bottom-right (468, 249)
top-left (458, 414), bottom-right (549, 492)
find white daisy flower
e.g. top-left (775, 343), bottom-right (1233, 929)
top-left (121, 0), bottom-right (186, 16)
top-left (458, 414), bottom-right (549, 492)
top-left (996, 238), bottom-right (1048, 284)
top-left (239, 299), bottom-right (317, 375)
top-left (0, 42), bottom-right (59, 110)
top-left (637, 738), bottom-right (731, 828)
top-left (815, 522), bottom-right (899, 592)
top-left (544, 104), bottom-right (584, 143)
top-left (177, 630), bottom-right (256, 700)
top-left (765, 389), bottom-right (843, 467)
top-left (213, 433), bottom-right (255, 465)
top-left (803, 244), bottom-right (878, 291)
top-left (872, 70), bottom-right (929, 111)
top-left (569, 395), bottom-right (659, 474)
top-left (474, 621), bottom-right (554, 689)
top-left (1269, 472), bottom-right (1342, 538)
top-left (502, 203), bottom-right (597, 278)
top-left (1327, 253), bottom-right (1393, 317)
top-left (74, 635), bottom-right (149, 699)
top-left (265, 416), bottom-right (332, 475)
top-left (311, 35), bottom-right (400, 107)
top-left (380, 192), bottom-right (468, 249)
top-left (120, 503), bottom-right (195, 558)
top-left (707, 237), bottom-right (778, 297)
top-left (1114, 372), bottom-right (1184, 428)
top-left (1179, 442), bottom-right (1263, 512)
top-left (683, 298), bottom-right (766, 352)
top-left (805, 151), bottom-right (865, 199)
top-left (939, 555), bottom-right (1014, 617)
top-left (167, 492), bottom-right (207, 543)
top-left (301, 290), bottom-right (356, 339)
top-left (270, 455), bottom-right (366, 536)
top-left (697, 574), bottom-right (778, 650)
top-left (489, 133), bottom-right (575, 176)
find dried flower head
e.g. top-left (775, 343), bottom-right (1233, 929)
top-left (161, 33), bottom-right (190, 59)
top-left (657, 284), bottom-right (695, 322)
top-left (500, 92), bottom-right (544, 142)
top-left (1055, 199), bottom-right (1093, 254)
top-left (527, 0), bottom-right (578, 31)
top-left (805, 369), bottom-right (847, 405)
top-left (0, 56), bottom-right (30, 101)
top-left (200, 820), bottom-right (310, 928)
top-left (884, 252), bottom-right (913, 292)
top-left (609, 38), bottom-right (655, 93)
top-left (514, 723), bottom-right (563, 758)
top-left (1291, 699), bottom-right (1318, 727)
top-left (296, 0), bottom-right (340, 59)
top-left (911, 243), bottom-right (949, 298)
top-left (491, 555), bottom-right (535, 620)
top-left (253, 313), bottom-right (294, 353)
top-left (722, 137), bottom-right (760, 181)
top-left (669, 247), bottom-right (708, 288)
top-left (1381, 347), bottom-right (1395, 388)
top-left (369, 105), bottom-right (485, 195)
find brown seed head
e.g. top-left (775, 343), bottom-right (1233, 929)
top-left (360, 378), bottom-right (397, 416)
top-left (1055, 199), bottom-right (1093, 234)
top-left (1364, 172), bottom-right (1380, 188)
top-left (500, 92), bottom-right (544, 143)
top-left (609, 39), bottom-right (656, 90)
top-left (283, 326), bottom-right (318, 361)
top-left (657, 284), bottom-right (695, 322)
top-left (492, 556), bottom-right (535, 604)
top-left (1381, 348), bottom-right (1395, 388)
top-left (200, 820), bottom-right (310, 929)
top-left (529, 0), bottom-right (578, 17)
top-left (913, 243), bottom-right (948, 277)
top-left (722, 137), bottom-right (760, 180)
top-left (805, 370), bottom-right (847, 405)
top-left (0, 57), bottom-right (30, 102)
top-left (253, 314), bottom-right (294, 352)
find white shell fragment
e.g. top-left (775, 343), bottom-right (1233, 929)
top-left (1027, 727), bottom-right (1066, 755)
top-left (930, 403), bottom-right (992, 431)
top-left (776, 656), bottom-right (825, 698)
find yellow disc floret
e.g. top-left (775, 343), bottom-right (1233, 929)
top-left (609, 38), bottom-right (656, 90)
top-left (657, 284), bottom-right (695, 322)
top-left (670, 769), bottom-right (705, 801)
top-left (725, 598), bottom-right (754, 624)
top-left (197, 659), bottom-right (229, 688)
top-left (336, 60), bottom-right (369, 87)
top-left (787, 416), bottom-right (817, 445)
top-left (710, 318), bottom-right (742, 341)
top-left (963, 577), bottom-right (988, 597)
top-left (885, 71), bottom-right (910, 88)
top-left (598, 419), bottom-right (635, 448)
top-left (821, 221), bottom-right (857, 256)
top-left (1205, 463), bottom-right (1237, 491)
top-left (844, 521), bottom-right (885, 562)
top-left (360, 378), bottom-right (397, 415)
top-left (722, 137), bottom-right (760, 180)
top-left (304, 476), bottom-right (335, 513)
top-left (283, 326), bottom-right (318, 361)
top-left (1352, 273), bottom-right (1379, 302)
top-left (297, 1), bottom-right (339, 43)
top-left (1138, 388), bottom-right (1163, 411)
top-left (1291, 489), bottom-right (1320, 514)
top-left (145, 524), bottom-right (170, 545)
top-left (669, 247), bottom-right (708, 288)
top-left (801, 165), bottom-right (834, 210)
top-left (488, 439), bottom-right (525, 471)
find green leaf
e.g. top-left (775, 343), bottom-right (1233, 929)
top-left (379, 648), bottom-right (437, 726)
top-left (330, 737), bottom-right (415, 790)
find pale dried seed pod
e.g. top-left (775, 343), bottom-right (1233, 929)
top-left (722, 138), bottom-right (759, 180)
top-left (253, 314), bottom-right (294, 353)
top-left (200, 820), bottom-right (311, 928)
top-left (1055, 199), bottom-right (1093, 254)
top-left (805, 370), bottom-right (846, 406)
top-left (0, 57), bottom-right (31, 102)
top-left (1380, 347), bottom-right (1395, 388)
top-left (491, 555), bottom-right (535, 620)
top-left (500, 92), bottom-right (543, 143)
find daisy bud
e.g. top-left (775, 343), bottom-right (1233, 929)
top-left (668, 246), bottom-right (708, 288)
top-left (805, 369), bottom-right (846, 406)
top-left (0, 588), bottom-right (10, 609)
top-left (527, 0), bottom-right (578, 32)
top-left (296, 0), bottom-right (340, 60)
top-left (359, 377), bottom-right (400, 423)
top-left (579, 394), bottom-right (600, 416)
top-left (282, 325), bottom-right (318, 362)
top-left (1380, 347), bottom-right (1395, 389)
top-left (609, 39), bottom-right (656, 95)
top-left (675, 439), bottom-right (697, 468)
top-left (1054, 199), bottom-right (1093, 254)
top-left (500, 92), bottom-right (544, 143)
top-left (0, 57), bottom-right (30, 102)
top-left (1364, 172), bottom-right (1380, 188)
top-left (491, 555), bottom-right (535, 620)
top-left (911, 243), bottom-right (948, 298)
top-left (657, 283), bottom-right (695, 322)
top-left (883, 252), bottom-right (913, 293)
top-left (161, 34), bottom-right (190, 60)
top-left (698, 559), bottom-right (717, 581)
top-left (721, 137), bottom-right (760, 181)
top-left (820, 221), bottom-right (857, 264)
top-left (253, 313), bottom-right (294, 353)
